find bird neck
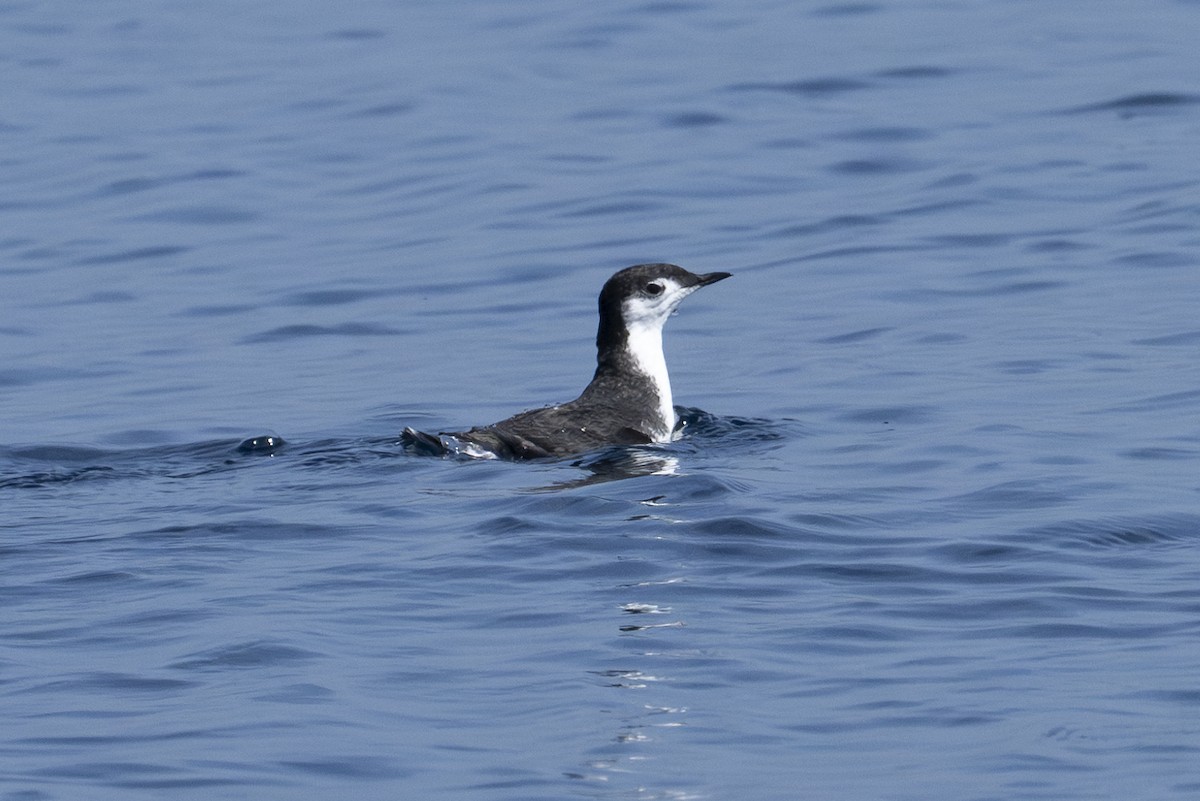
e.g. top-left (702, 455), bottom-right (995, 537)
top-left (593, 316), bottom-right (674, 441)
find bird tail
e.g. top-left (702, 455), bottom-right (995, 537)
top-left (401, 426), bottom-right (448, 456)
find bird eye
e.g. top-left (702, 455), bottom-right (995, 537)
top-left (645, 282), bottom-right (664, 296)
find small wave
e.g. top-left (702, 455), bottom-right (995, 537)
top-left (675, 406), bottom-right (791, 446)
top-left (1026, 514), bottom-right (1200, 549)
top-left (729, 76), bottom-right (874, 97)
top-left (239, 322), bottom-right (404, 344)
top-left (170, 640), bottom-right (320, 671)
top-left (0, 465), bottom-right (117, 490)
top-left (1, 434), bottom-right (295, 490)
top-left (1065, 92), bottom-right (1200, 116)
top-left (663, 111), bottom-right (726, 128)
top-left (75, 245), bottom-right (189, 266)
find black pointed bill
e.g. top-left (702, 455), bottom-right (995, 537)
top-left (696, 271), bottom-right (732, 286)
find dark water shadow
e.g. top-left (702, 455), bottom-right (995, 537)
top-left (525, 407), bottom-right (791, 492)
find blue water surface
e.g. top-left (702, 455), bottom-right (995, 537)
top-left (4, 1), bottom-right (1200, 799)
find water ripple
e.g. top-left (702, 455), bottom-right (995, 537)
top-left (1066, 92), bottom-right (1200, 115)
top-left (1027, 514), bottom-right (1200, 549)
top-left (170, 641), bottom-right (321, 671)
top-left (729, 76), bottom-right (874, 96)
top-left (239, 322), bottom-right (405, 343)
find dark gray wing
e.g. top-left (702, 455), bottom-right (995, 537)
top-left (451, 401), bottom-right (650, 459)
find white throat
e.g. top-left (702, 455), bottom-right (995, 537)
top-left (624, 317), bottom-right (674, 441)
